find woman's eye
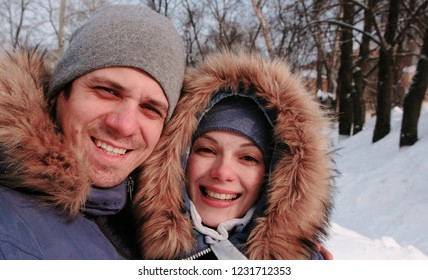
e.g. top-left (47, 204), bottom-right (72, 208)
top-left (242, 155), bottom-right (258, 163)
top-left (197, 147), bottom-right (215, 155)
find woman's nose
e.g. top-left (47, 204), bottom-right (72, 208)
top-left (209, 157), bottom-right (236, 182)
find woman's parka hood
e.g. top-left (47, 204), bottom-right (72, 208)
top-left (0, 48), bottom-right (90, 217)
top-left (133, 50), bottom-right (336, 259)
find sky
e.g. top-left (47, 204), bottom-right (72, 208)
top-left (324, 101), bottom-right (428, 260)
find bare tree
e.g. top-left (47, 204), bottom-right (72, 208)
top-left (337, 0), bottom-right (354, 136)
top-left (372, 0), bottom-right (428, 142)
top-left (208, 0), bottom-right (246, 49)
top-left (42, 0), bottom-right (66, 55)
top-left (312, 0), bottom-right (326, 92)
top-left (58, 0), bottom-right (66, 53)
top-left (180, 0), bottom-right (207, 64)
top-left (275, 1), bottom-right (319, 66)
top-left (372, 0), bottom-right (400, 142)
top-left (147, 0), bottom-right (170, 16)
top-left (251, 0), bottom-right (274, 58)
top-left (352, 0), bottom-right (379, 134)
top-left (0, 0), bottom-right (31, 48)
top-left (325, 3), bottom-right (343, 113)
top-left (301, 0), bottom-right (341, 112)
top-left (399, 26), bottom-right (428, 146)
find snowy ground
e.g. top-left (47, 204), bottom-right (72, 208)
top-left (3, 105), bottom-right (427, 279)
top-left (324, 102), bottom-right (428, 260)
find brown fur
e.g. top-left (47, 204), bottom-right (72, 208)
top-left (133, 50), bottom-right (335, 259)
top-left (0, 48), bottom-right (90, 218)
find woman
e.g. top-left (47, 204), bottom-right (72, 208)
top-left (133, 50), bottom-right (336, 259)
top-left (185, 95), bottom-right (295, 259)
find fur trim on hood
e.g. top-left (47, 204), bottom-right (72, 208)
top-left (0, 48), bottom-right (90, 218)
top-left (133, 50), bottom-right (336, 259)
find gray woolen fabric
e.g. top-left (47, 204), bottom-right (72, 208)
top-left (48, 5), bottom-right (186, 121)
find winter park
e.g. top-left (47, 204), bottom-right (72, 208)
top-left (325, 102), bottom-right (428, 260)
top-left (0, 2), bottom-right (426, 275)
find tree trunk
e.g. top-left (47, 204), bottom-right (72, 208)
top-left (399, 26), bottom-right (428, 146)
top-left (337, 0), bottom-right (354, 136)
top-left (313, 0), bottom-right (326, 94)
top-left (182, 0), bottom-right (204, 64)
top-left (372, 0), bottom-right (399, 142)
top-left (326, 6), bottom-right (343, 113)
top-left (10, 0), bottom-right (28, 48)
top-left (57, 0), bottom-right (67, 55)
top-left (352, 0), bottom-right (377, 135)
top-left (252, 0), bottom-right (274, 58)
top-left (352, 80), bottom-right (365, 134)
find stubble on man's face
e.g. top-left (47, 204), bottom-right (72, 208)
top-left (55, 67), bottom-right (167, 187)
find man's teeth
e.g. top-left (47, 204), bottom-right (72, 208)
top-left (206, 189), bottom-right (238, 200)
top-left (95, 140), bottom-right (126, 156)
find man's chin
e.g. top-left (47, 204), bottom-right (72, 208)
top-left (89, 173), bottom-right (129, 188)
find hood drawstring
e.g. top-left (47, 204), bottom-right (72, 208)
top-left (189, 201), bottom-right (254, 260)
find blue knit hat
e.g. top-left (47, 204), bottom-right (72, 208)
top-left (194, 97), bottom-right (272, 166)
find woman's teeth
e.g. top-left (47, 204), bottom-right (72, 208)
top-left (204, 188), bottom-right (239, 201)
top-left (96, 140), bottom-right (127, 156)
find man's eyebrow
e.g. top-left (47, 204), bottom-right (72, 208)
top-left (88, 74), bottom-right (168, 114)
top-left (145, 97), bottom-right (168, 114)
top-left (87, 75), bottom-right (126, 91)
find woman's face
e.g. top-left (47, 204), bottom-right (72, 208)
top-left (186, 130), bottom-right (265, 228)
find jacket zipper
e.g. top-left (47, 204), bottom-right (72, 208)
top-left (126, 176), bottom-right (134, 201)
top-left (182, 247), bottom-right (212, 260)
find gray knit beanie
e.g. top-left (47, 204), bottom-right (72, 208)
top-left (48, 5), bottom-right (185, 121)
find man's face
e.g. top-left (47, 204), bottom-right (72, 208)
top-left (56, 67), bottom-right (167, 187)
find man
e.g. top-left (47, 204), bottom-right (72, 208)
top-left (0, 5), bottom-right (185, 259)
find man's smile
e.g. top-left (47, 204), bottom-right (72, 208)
top-left (94, 138), bottom-right (128, 156)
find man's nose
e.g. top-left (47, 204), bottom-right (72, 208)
top-left (104, 102), bottom-right (139, 137)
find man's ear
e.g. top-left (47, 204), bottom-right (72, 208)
top-left (48, 94), bottom-right (58, 121)
top-left (48, 91), bottom-right (67, 130)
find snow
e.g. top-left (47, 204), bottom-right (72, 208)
top-left (324, 102), bottom-right (428, 260)
top-left (2, 102), bottom-right (428, 278)
top-left (316, 89), bottom-right (335, 102)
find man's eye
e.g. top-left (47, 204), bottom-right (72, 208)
top-left (96, 86), bottom-right (119, 97)
top-left (140, 104), bottom-right (162, 116)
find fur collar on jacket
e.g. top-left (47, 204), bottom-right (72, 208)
top-left (0, 48), bottom-right (90, 218)
top-left (133, 50), bottom-right (336, 259)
